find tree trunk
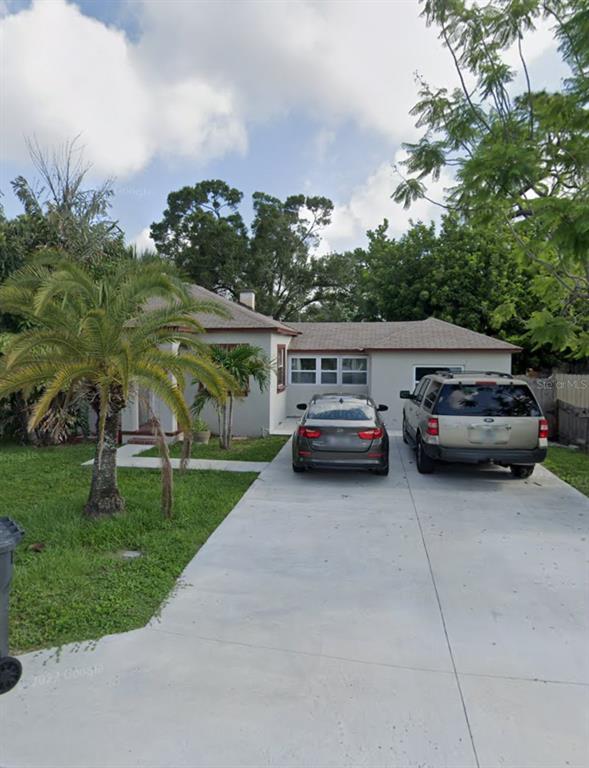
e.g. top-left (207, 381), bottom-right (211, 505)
top-left (84, 407), bottom-right (124, 517)
top-left (219, 400), bottom-right (232, 450)
top-left (226, 394), bottom-right (234, 450)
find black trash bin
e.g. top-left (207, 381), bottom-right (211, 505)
top-left (0, 517), bottom-right (24, 695)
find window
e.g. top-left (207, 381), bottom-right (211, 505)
top-left (414, 365), bottom-right (463, 388)
top-left (412, 377), bottom-right (430, 403)
top-left (436, 383), bottom-right (541, 417)
top-left (308, 398), bottom-right (375, 421)
top-left (289, 356), bottom-right (369, 386)
top-left (342, 358), bottom-right (368, 385)
top-left (291, 357), bottom-right (317, 384)
top-left (423, 381), bottom-right (442, 411)
top-left (320, 358), bottom-right (338, 384)
top-left (276, 345), bottom-right (286, 392)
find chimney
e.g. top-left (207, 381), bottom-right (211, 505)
top-left (239, 289), bottom-right (256, 311)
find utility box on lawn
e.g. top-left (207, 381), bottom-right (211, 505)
top-left (0, 517), bottom-right (24, 694)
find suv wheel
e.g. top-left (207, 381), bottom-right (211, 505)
top-left (292, 463), bottom-right (306, 473)
top-left (510, 464), bottom-right (534, 479)
top-left (416, 436), bottom-right (435, 474)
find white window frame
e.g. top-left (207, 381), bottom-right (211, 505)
top-left (289, 355), bottom-right (369, 386)
top-left (412, 364), bottom-right (464, 389)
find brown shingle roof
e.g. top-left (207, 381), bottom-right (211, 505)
top-left (288, 318), bottom-right (520, 352)
top-left (183, 285), bottom-right (299, 335)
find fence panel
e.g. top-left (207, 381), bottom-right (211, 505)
top-left (557, 401), bottom-right (589, 449)
top-left (554, 374), bottom-right (589, 409)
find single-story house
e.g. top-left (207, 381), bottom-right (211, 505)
top-left (121, 285), bottom-right (521, 440)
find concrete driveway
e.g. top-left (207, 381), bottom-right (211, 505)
top-left (2, 437), bottom-right (588, 768)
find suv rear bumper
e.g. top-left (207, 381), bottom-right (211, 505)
top-left (423, 445), bottom-right (547, 465)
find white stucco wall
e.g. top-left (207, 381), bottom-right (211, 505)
top-left (269, 333), bottom-right (290, 431)
top-left (370, 350), bottom-right (514, 428)
top-left (184, 330), bottom-right (280, 437)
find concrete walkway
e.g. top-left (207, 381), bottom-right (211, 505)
top-left (2, 438), bottom-right (588, 767)
top-left (82, 443), bottom-right (268, 473)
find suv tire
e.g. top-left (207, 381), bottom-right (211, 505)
top-left (292, 464), bottom-right (306, 473)
top-left (402, 417), bottom-right (410, 444)
top-left (373, 464), bottom-right (389, 476)
top-left (510, 464), bottom-right (534, 479)
top-left (416, 436), bottom-right (435, 474)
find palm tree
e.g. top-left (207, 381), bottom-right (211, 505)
top-left (192, 344), bottom-right (273, 450)
top-left (0, 258), bottom-right (231, 516)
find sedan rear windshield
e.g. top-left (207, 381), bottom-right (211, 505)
top-left (308, 401), bottom-right (375, 421)
top-left (435, 384), bottom-right (541, 417)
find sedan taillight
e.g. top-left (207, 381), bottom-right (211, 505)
top-left (539, 418), bottom-right (549, 440)
top-left (358, 427), bottom-right (384, 440)
top-left (298, 426), bottom-right (321, 439)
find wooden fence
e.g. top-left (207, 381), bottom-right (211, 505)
top-left (523, 374), bottom-right (589, 450)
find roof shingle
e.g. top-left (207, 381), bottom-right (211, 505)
top-left (287, 318), bottom-right (520, 352)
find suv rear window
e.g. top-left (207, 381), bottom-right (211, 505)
top-left (308, 400), bottom-right (374, 421)
top-left (435, 383), bottom-right (541, 417)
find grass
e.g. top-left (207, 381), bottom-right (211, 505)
top-left (141, 434), bottom-right (289, 462)
top-left (544, 446), bottom-right (589, 497)
top-left (0, 442), bottom-right (257, 653)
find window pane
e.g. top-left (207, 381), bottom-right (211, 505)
top-left (308, 399), bottom-right (375, 420)
top-left (342, 358), bottom-right (367, 371)
top-left (291, 371), bottom-right (316, 384)
top-left (342, 372), bottom-right (367, 385)
top-left (291, 358), bottom-right (316, 372)
top-left (320, 371), bottom-right (338, 384)
top-left (436, 384), bottom-right (541, 417)
top-left (415, 366), bottom-right (462, 383)
top-left (321, 358), bottom-right (338, 371)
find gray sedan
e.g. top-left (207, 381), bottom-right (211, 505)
top-left (292, 394), bottom-right (389, 475)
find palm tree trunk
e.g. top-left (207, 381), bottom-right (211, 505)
top-left (85, 408), bottom-right (124, 517)
top-left (226, 393), bottom-right (234, 450)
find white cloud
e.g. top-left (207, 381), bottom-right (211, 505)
top-left (130, 226), bottom-right (155, 254)
top-left (0, 0), bottom-right (246, 176)
top-left (318, 155), bottom-right (452, 255)
top-left (0, 0), bottom-right (458, 178)
top-left (134, 0), bottom-right (456, 142)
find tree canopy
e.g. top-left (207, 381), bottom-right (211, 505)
top-left (150, 182), bottom-right (333, 320)
top-left (393, 0), bottom-right (588, 357)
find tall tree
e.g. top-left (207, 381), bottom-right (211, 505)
top-left (393, 0), bottom-right (588, 356)
top-left (150, 180), bottom-right (249, 295)
top-left (10, 137), bottom-right (124, 266)
top-left (151, 182), bottom-right (334, 320)
top-left (0, 259), bottom-right (231, 517)
top-left (247, 193), bottom-right (333, 319)
top-left (364, 215), bottom-right (536, 337)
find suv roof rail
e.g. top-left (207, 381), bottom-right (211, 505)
top-left (440, 370), bottom-right (514, 379)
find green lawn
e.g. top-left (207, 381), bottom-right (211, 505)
top-left (545, 446), bottom-right (589, 497)
top-left (0, 443), bottom-right (256, 653)
top-left (141, 434), bottom-right (289, 462)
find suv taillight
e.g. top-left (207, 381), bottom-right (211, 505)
top-left (298, 426), bottom-right (321, 439)
top-left (426, 417), bottom-right (439, 436)
top-left (539, 418), bottom-right (549, 440)
top-left (358, 427), bottom-right (384, 440)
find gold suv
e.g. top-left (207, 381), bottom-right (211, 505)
top-left (400, 371), bottom-right (548, 478)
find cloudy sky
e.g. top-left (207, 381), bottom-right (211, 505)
top-left (0, 0), bottom-right (567, 255)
